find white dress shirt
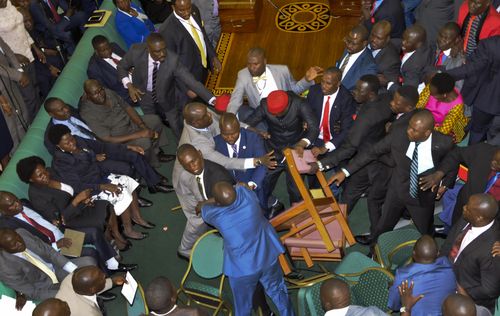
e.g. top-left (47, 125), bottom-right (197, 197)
top-left (14, 248), bottom-right (77, 274)
top-left (121, 54), bottom-right (158, 92)
top-left (340, 48), bottom-right (366, 80)
top-left (225, 136), bottom-right (258, 188)
top-left (16, 206), bottom-right (65, 251)
top-left (196, 170), bottom-right (208, 200)
top-left (455, 220), bottom-right (495, 261)
top-left (83, 294), bottom-right (100, 308)
top-left (255, 66), bottom-right (279, 99)
top-left (52, 117), bottom-right (95, 140)
top-left (173, 11), bottom-right (207, 62)
top-left (103, 53), bottom-right (122, 69)
top-left (319, 89), bottom-right (340, 152)
top-left (405, 133), bottom-right (434, 174)
top-left (401, 50), bottom-right (416, 67)
top-left (325, 306), bottom-right (349, 316)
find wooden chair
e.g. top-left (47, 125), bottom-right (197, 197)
top-left (270, 149), bottom-right (356, 275)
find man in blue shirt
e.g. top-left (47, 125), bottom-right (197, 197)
top-left (388, 235), bottom-right (456, 315)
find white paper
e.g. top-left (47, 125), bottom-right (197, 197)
top-left (94, 174), bottom-right (139, 216)
top-left (0, 295), bottom-right (36, 315)
top-left (121, 271), bottom-right (138, 305)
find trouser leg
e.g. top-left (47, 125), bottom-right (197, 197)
top-left (469, 107), bottom-right (494, 145)
top-left (372, 189), bottom-right (406, 243)
top-left (259, 260), bottom-right (295, 316)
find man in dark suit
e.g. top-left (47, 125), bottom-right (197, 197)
top-left (420, 143), bottom-right (500, 224)
top-left (308, 67), bottom-right (356, 157)
top-left (440, 193), bottom-right (500, 312)
top-left (369, 21), bottom-right (402, 88)
top-left (245, 90), bottom-right (319, 207)
top-left (311, 82), bottom-right (417, 245)
top-left (361, 0), bottom-right (405, 39)
top-left (396, 24), bottom-right (432, 90)
top-left (414, 0), bottom-right (454, 45)
top-left (158, 0), bottom-right (221, 109)
top-left (329, 110), bottom-right (456, 242)
top-left (117, 33), bottom-right (215, 139)
top-left (175, 144), bottom-right (235, 258)
top-left (87, 35), bottom-right (131, 105)
top-left (446, 36), bottom-right (500, 144)
top-left (0, 228), bottom-right (94, 300)
top-left (336, 25), bottom-right (378, 91)
top-left (214, 113), bottom-right (267, 209)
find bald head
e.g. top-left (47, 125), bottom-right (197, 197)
top-left (33, 298), bottom-right (71, 316)
top-left (403, 24), bottom-right (427, 52)
top-left (83, 79), bottom-right (99, 93)
top-left (411, 109), bottom-right (435, 131)
top-left (413, 235), bottom-right (438, 263)
top-left (463, 193), bottom-right (498, 226)
top-left (183, 102), bottom-right (212, 128)
top-left (351, 25), bottom-right (369, 41)
top-left (212, 181), bottom-right (236, 206)
top-left (407, 109), bottom-right (435, 142)
top-left (145, 277), bottom-right (176, 313)
top-left (373, 20), bottom-right (391, 34)
top-left (219, 112), bottom-right (239, 130)
top-left (370, 20), bottom-right (392, 50)
top-left (72, 266), bottom-right (107, 296)
top-left (320, 278), bottom-right (351, 311)
top-left (442, 294), bottom-right (477, 316)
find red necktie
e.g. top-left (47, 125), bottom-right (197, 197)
top-left (46, 0), bottom-right (61, 23)
top-left (463, 15), bottom-right (477, 52)
top-left (111, 57), bottom-right (121, 65)
top-left (321, 96), bottom-right (331, 143)
top-left (20, 211), bottom-right (56, 243)
top-left (399, 51), bottom-right (406, 84)
top-left (370, 0), bottom-right (376, 23)
top-left (448, 223), bottom-right (471, 261)
top-left (435, 51), bottom-right (444, 66)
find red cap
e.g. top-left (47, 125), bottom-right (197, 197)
top-left (215, 94), bottom-right (231, 112)
top-left (266, 90), bottom-right (289, 115)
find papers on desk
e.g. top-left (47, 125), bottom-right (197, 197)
top-left (0, 295), bottom-right (36, 315)
top-left (121, 272), bottom-right (138, 305)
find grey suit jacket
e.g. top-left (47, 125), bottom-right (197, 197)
top-left (117, 43), bottom-right (213, 111)
top-left (0, 228), bottom-right (70, 300)
top-left (345, 305), bottom-right (387, 316)
top-left (227, 64), bottom-right (314, 113)
top-left (56, 273), bottom-right (113, 316)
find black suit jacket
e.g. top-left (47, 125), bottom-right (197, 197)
top-left (87, 43), bottom-right (131, 104)
top-left (202, 160), bottom-right (235, 199)
top-left (117, 43), bottom-right (213, 113)
top-left (447, 36), bottom-right (500, 115)
top-left (441, 219), bottom-right (500, 311)
top-left (374, 43), bottom-right (401, 84)
top-left (158, 6), bottom-right (216, 88)
top-left (399, 45), bottom-right (433, 88)
top-left (306, 84), bottom-right (356, 148)
top-left (363, 0), bottom-right (405, 38)
top-left (321, 94), bottom-right (394, 168)
top-left (345, 127), bottom-right (455, 206)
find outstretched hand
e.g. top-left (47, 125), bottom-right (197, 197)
top-left (328, 171), bottom-right (346, 186)
top-left (258, 150), bottom-right (277, 169)
top-left (419, 171), bottom-right (444, 192)
top-left (399, 280), bottom-right (424, 313)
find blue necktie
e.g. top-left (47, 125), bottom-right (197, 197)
top-left (231, 143), bottom-right (238, 158)
top-left (409, 142), bottom-right (420, 198)
top-left (484, 172), bottom-right (500, 193)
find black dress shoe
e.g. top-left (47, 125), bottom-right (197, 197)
top-left (148, 183), bottom-right (175, 194)
top-left (158, 152), bottom-right (176, 163)
top-left (132, 219), bottom-right (156, 229)
top-left (267, 201), bottom-right (285, 219)
top-left (124, 232), bottom-right (149, 240)
top-left (158, 176), bottom-right (170, 186)
top-left (112, 263), bottom-right (138, 273)
top-left (97, 292), bottom-right (116, 301)
top-left (355, 234), bottom-right (373, 246)
top-left (137, 196), bottom-right (153, 207)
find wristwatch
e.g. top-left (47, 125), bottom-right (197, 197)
top-left (400, 306), bottom-right (407, 313)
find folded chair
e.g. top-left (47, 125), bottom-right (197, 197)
top-left (374, 228), bottom-right (421, 272)
top-left (126, 283), bottom-right (149, 316)
top-left (270, 149), bottom-right (356, 275)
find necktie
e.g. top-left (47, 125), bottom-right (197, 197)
top-left (231, 143), bottom-right (238, 158)
top-left (339, 54), bottom-right (351, 74)
top-left (409, 142), bottom-right (420, 199)
top-left (370, 0), bottom-right (377, 23)
top-left (70, 119), bottom-right (96, 140)
top-left (435, 51), bottom-right (445, 66)
top-left (189, 21), bottom-right (207, 68)
top-left (252, 73), bottom-right (267, 84)
top-left (196, 176), bottom-right (206, 200)
top-left (111, 57), bottom-right (121, 65)
top-left (152, 62), bottom-right (159, 104)
top-left (448, 223), bottom-right (472, 261)
top-left (484, 172), bottom-right (500, 193)
top-left (22, 251), bottom-right (59, 284)
top-left (46, 0), bottom-right (61, 23)
top-left (463, 15), bottom-right (479, 56)
top-left (20, 211), bottom-right (56, 243)
top-left (321, 96), bottom-right (331, 143)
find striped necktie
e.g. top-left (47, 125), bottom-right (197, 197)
top-left (152, 62), bottom-right (159, 104)
top-left (463, 15), bottom-right (480, 56)
top-left (23, 251), bottom-right (59, 284)
top-left (409, 142), bottom-right (420, 198)
top-left (339, 54), bottom-right (351, 74)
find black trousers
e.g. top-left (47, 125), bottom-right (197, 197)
top-left (470, 106), bottom-right (496, 144)
top-left (263, 163), bottom-right (302, 207)
top-left (372, 187), bottom-right (435, 243)
top-left (139, 92), bottom-right (183, 140)
top-left (340, 162), bottom-right (391, 235)
top-left (102, 149), bottom-right (161, 187)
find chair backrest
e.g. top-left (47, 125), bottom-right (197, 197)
top-left (126, 283), bottom-right (149, 316)
top-left (334, 251), bottom-right (381, 282)
top-left (350, 267), bottom-right (394, 312)
top-left (375, 228), bottom-right (421, 270)
top-left (190, 230), bottom-right (224, 279)
top-left (0, 281), bottom-right (16, 298)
